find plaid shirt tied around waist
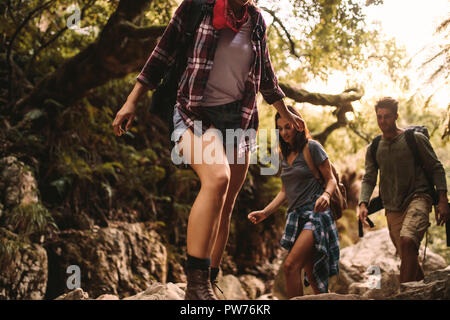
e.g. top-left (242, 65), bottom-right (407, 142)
top-left (280, 196), bottom-right (340, 293)
top-left (136, 0), bottom-right (285, 156)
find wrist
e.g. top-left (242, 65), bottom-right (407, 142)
top-left (126, 96), bottom-right (139, 106)
top-left (359, 201), bottom-right (368, 208)
top-left (323, 191), bottom-right (331, 199)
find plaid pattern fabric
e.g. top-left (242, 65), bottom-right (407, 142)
top-left (136, 0), bottom-right (285, 156)
top-left (280, 196), bottom-right (340, 293)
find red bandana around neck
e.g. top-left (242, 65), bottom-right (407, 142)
top-left (213, 0), bottom-right (249, 33)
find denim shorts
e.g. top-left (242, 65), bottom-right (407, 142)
top-left (172, 101), bottom-right (243, 150)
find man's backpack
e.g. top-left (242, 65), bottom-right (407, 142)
top-left (369, 125), bottom-right (439, 205)
top-left (149, 0), bottom-right (210, 134)
top-left (302, 142), bottom-right (348, 220)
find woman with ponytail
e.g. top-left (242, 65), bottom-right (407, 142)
top-left (248, 106), bottom-right (340, 298)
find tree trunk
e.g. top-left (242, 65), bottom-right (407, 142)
top-left (13, 0), bottom-right (164, 116)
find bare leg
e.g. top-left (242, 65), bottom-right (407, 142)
top-left (283, 229), bottom-right (315, 299)
top-left (178, 127), bottom-right (231, 259)
top-left (399, 236), bottom-right (421, 283)
top-left (211, 148), bottom-right (250, 268)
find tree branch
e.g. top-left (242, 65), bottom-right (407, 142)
top-left (279, 83), bottom-right (364, 143)
top-left (25, 0), bottom-right (97, 76)
top-left (259, 6), bottom-right (302, 59)
top-left (13, 0), bottom-right (162, 116)
top-left (7, 0), bottom-right (56, 101)
top-left (117, 21), bottom-right (167, 39)
top-left (279, 83), bottom-right (363, 107)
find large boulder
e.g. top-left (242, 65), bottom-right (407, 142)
top-left (0, 232), bottom-right (48, 300)
top-left (55, 288), bottom-right (89, 300)
top-left (122, 282), bottom-right (185, 300)
top-left (331, 228), bottom-right (447, 296)
top-left (238, 274), bottom-right (266, 300)
top-left (216, 274), bottom-right (248, 300)
top-left (0, 156), bottom-right (52, 300)
top-left (0, 156), bottom-right (39, 210)
top-left (44, 221), bottom-right (167, 299)
top-left (271, 228), bottom-right (447, 299)
top-left (389, 266), bottom-right (450, 300)
top-left (291, 293), bottom-right (368, 300)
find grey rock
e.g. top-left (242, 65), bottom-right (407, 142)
top-left (216, 274), bottom-right (248, 300)
top-left (331, 228), bottom-right (446, 294)
top-left (389, 266), bottom-right (450, 300)
top-left (123, 282), bottom-right (184, 300)
top-left (45, 222), bottom-right (167, 299)
top-left (55, 288), bottom-right (89, 300)
top-left (96, 294), bottom-right (120, 300)
top-left (291, 293), bottom-right (369, 300)
top-left (239, 274), bottom-right (266, 300)
top-left (0, 239), bottom-right (48, 300)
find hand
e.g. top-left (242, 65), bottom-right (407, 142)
top-left (272, 100), bottom-right (305, 131)
top-left (248, 210), bottom-right (268, 224)
top-left (314, 193), bottom-right (330, 212)
top-left (435, 200), bottom-right (450, 226)
top-left (112, 100), bottom-right (137, 136)
top-left (358, 203), bottom-right (370, 228)
top-left (279, 108), bottom-right (304, 132)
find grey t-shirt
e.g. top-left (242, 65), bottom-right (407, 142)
top-left (281, 140), bottom-right (328, 212)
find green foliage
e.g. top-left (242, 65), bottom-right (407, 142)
top-left (5, 203), bottom-right (58, 237)
top-left (262, 0), bottom-right (380, 81)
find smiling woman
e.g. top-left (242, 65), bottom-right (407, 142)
top-left (248, 106), bottom-right (340, 298)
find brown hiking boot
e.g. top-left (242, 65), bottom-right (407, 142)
top-left (184, 268), bottom-right (218, 300)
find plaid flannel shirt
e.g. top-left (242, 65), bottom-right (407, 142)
top-left (280, 195), bottom-right (340, 293)
top-left (136, 0), bottom-right (285, 156)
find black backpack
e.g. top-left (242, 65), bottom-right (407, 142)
top-left (149, 0), bottom-right (211, 134)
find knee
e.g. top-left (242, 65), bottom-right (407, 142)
top-left (205, 169), bottom-right (230, 194)
top-left (400, 237), bottom-right (417, 253)
top-left (284, 259), bottom-right (301, 276)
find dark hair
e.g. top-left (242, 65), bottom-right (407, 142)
top-left (275, 106), bottom-right (311, 160)
top-left (375, 97), bottom-right (398, 114)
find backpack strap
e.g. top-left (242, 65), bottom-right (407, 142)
top-left (404, 129), bottom-right (421, 167)
top-left (404, 129), bottom-right (439, 204)
top-left (302, 142), bottom-right (322, 182)
top-left (185, 0), bottom-right (209, 41)
top-left (370, 135), bottom-right (382, 169)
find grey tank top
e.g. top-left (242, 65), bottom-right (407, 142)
top-left (202, 16), bottom-right (253, 106)
top-left (280, 140), bottom-right (328, 212)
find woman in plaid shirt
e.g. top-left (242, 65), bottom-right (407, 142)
top-left (248, 107), bottom-right (340, 298)
top-left (113, 0), bottom-right (303, 300)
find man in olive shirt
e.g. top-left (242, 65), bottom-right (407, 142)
top-left (358, 97), bottom-right (449, 283)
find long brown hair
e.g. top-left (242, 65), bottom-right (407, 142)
top-left (275, 106), bottom-right (312, 160)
